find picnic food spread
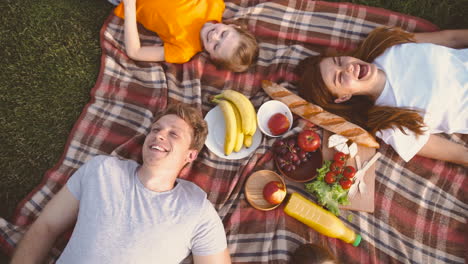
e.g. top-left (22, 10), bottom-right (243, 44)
top-left (261, 80), bottom-right (379, 148)
top-left (240, 81), bottom-right (381, 243)
top-left (259, 79), bottom-right (379, 216)
top-left (222, 83), bottom-right (348, 221)
top-left (238, 79), bottom-right (377, 217)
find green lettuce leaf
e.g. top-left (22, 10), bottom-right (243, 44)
top-left (304, 160), bottom-right (349, 215)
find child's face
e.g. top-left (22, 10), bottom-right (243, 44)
top-left (319, 56), bottom-right (381, 99)
top-left (200, 22), bottom-right (240, 60)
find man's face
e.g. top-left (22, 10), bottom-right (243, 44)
top-left (200, 22), bottom-right (240, 61)
top-left (142, 114), bottom-right (197, 168)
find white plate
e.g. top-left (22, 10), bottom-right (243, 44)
top-left (204, 105), bottom-right (262, 160)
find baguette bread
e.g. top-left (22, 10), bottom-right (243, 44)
top-left (262, 80), bottom-right (379, 148)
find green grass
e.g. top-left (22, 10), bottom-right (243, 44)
top-left (0, 0), bottom-right (113, 217)
top-left (0, 0), bottom-right (466, 262)
top-left (342, 0), bottom-right (468, 29)
top-left (0, 1), bottom-right (113, 261)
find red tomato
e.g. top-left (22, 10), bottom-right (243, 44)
top-left (339, 178), bottom-right (353, 189)
top-left (333, 152), bottom-right (348, 165)
top-left (343, 166), bottom-right (356, 179)
top-left (330, 162), bottom-right (343, 174)
top-left (324, 172), bottom-right (336, 184)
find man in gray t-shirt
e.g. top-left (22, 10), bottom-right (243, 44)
top-left (11, 104), bottom-right (231, 264)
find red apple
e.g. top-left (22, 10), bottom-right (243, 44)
top-left (268, 113), bottom-right (290, 136)
top-left (297, 130), bottom-right (321, 152)
top-left (263, 181), bottom-right (286, 205)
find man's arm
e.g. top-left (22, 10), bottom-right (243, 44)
top-left (11, 186), bottom-right (79, 264)
top-left (416, 134), bottom-right (468, 167)
top-left (193, 248), bottom-right (231, 264)
top-left (414, 29), bottom-right (468, 49)
top-left (123, 0), bottom-right (165, 62)
top-left (191, 200), bottom-right (232, 264)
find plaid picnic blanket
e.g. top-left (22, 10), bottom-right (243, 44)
top-left (1, 0), bottom-right (467, 263)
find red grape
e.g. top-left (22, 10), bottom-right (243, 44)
top-left (298, 150), bottom-right (307, 159)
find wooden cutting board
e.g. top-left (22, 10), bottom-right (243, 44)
top-left (322, 131), bottom-right (376, 213)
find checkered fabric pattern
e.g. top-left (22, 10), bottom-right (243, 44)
top-left (1, 1), bottom-right (466, 263)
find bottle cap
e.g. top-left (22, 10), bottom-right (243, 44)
top-left (352, 234), bottom-right (362, 247)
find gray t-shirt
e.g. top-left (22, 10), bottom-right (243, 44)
top-left (58, 155), bottom-right (227, 264)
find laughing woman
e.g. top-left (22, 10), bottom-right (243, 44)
top-left (297, 27), bottom-right (468, 166)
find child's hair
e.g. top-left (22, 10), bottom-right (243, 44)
top-left (211, 23), bottom-right (259, 72)
top-left (297, 27), bottom-right (426, 136)
top-left (152, 103), bottom-right (208, 152)
top-left (291, 243), bottom-right (338, 264)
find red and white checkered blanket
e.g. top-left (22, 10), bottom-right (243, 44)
top-left (1, 1), bottom-right (466, 263)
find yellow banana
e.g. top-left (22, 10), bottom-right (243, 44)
top-left (231, 104), bottom-right (244, 152)
top-left (215, 99), bottom-right (237, 156)
top-left (250, 109), bottom-right (257, 136)
top-left (214, 90), bottom-right (256, 136)
top-left (244, 134), bottom-right (253, 148)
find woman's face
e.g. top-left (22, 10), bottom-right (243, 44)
top-left (319, 56), bottom-right (380, 99)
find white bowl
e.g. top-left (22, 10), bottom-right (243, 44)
top-left (257, 100), bottom-right (293, 137)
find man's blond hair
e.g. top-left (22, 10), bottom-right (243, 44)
top-left (153, 104), bottom-right (208, 152)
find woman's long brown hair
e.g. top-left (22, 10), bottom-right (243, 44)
top-left (297, 27), bottom-right (426, 136)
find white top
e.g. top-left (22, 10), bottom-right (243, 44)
top-left (373, 43), bottom-right (468, 161)
top-left (58, 155), bottom-right (227, 264)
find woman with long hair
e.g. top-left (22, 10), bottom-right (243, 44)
top-left (297, 27), bottom-right (468, 166)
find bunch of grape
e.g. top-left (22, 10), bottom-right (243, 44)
top-left (273, 136), bottom-right (314, 172)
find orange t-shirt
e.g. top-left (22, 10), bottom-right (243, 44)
top-left (114, 0), bottom-right (225, 63)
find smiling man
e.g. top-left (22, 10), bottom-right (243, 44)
top-left (11, 104), bottom-right (231, 264)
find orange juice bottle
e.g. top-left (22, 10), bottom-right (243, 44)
top-left (284, 192), bottom-right (361, 246)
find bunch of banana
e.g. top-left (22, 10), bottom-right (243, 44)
top-left (212, 90), bottom-right (257, 156)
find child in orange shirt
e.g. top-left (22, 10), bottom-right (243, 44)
top-left (115, 0), bottom-right (258, 72)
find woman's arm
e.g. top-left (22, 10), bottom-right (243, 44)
top-left (123, 0), bottom-right (165, 62)
top-left (414, 29), bottom-right (468, 49)
top-left (417, 134), bottom-right (468, 166)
